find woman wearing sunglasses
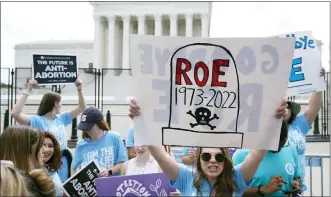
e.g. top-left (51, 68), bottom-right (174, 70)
top-left (128, 99), bottom-right (288, 196)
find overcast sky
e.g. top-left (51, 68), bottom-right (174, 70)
top-left (1, 1), bottom-right (330, 82)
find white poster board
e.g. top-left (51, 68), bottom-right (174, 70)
top-left (130, 35), bottom-right (295, 150)
top-left (275, 31), bottom-right (322, 96)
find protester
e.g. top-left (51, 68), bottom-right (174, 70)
top-left (11, 78), bottom-right (86, 182)
top-left (284, 68), bottom-right (325, 192)
top-left (126, 126), bottom-right (136, 159)
top-left (120, 145), bottom-right (162, 175)
top-left (233, 121), bottom-right (303, 197)
top-left (43, 132), bottom-right (64, 196)
top-left (1, 165), bottom-right (55, 197)
top-left (71, 107), bottom-right (128, 177)
top-left (0, 125), bottom-right (45, 172)
top-left (128, 99), bottom-right (288, 196)
top-left (181, 147), bottom-right (196, 166)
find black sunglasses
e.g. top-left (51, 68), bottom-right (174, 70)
top-left (201, 152), bottom-right (226, 162)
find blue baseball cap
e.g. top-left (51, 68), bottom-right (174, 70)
top-left (77, 107), bottom-right (103, 131)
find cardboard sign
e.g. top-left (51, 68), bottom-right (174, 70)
top-left (63, 161), bottom-right (101, 197)
top-left (275, 31), bottom-right (322, 96)
top-left (32, 54), bottom-right (78, 85)
top-left (130, 35), bottom-right (295, 150)
top-left (96, 173), bottom-right (176, 196)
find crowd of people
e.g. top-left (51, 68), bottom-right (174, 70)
top-left (0, 67), bottom-right (324, 196)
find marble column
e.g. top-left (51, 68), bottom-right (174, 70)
top-left (185, 14), bottom-right (193, 37)
top-left (169, 14), bottom-right (177, 36)
top-left (107, 15), bottom-right (115, 70)
top-left (201, 13), bottom-right (209, 38)
top-left (154, 14), bottom-right (162, 36)
top-left (122, 15), bottom-right (131, 72)
top-left (138, 15), bottom-right (145, 35)
top-left (93, 15), bottom-right (105, 69)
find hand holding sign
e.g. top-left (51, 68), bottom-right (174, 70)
top-left (75, 77), bottom-right (83, 91)
top-left (27, 79), bottom-right (38, 92)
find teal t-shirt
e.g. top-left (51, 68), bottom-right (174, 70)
top-left (72, 131), bottom-right (128, 173)
top-left (288, 114), bottom-right (311, 191)
top-left (232, 146), bottom-right (303, 197)
top-left (170, 163), bottom-right (249, 196)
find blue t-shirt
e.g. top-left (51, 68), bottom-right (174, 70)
top-left (170, 163), bottom-right (249, 196)
top-left (72, 131), bottom-right (128, 172)
top-left (126, 127), bottom-right (134, 148)
top-left (30, 112), bottom-right (72, 150)
top-left (233, 147), bottom-right (303, 197)
top-left (288, 114), bottom-right (311, 190)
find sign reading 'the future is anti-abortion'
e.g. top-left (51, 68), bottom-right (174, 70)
top-left (130, 35), bottom-right (295, 151)
top-left (33, 54), bottom-right (78, 85)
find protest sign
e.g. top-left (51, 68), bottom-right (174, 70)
top-left (130, 35), bottom-right (295, 150)
top-left (275, 31), bottom-right (322, 96)
top-left (96, 173), bottom-right (176, 196)
top-left (32, 54), bottom-right (78, 85)
top-left (63, 160), bottom-right (101, 197)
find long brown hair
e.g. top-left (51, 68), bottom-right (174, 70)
top-left (0, 125), bottom-right (45, 172)
top-left (193, 148), bottom-right (237, 197)
top-left (82, 120), bottom-right (111, 140)
top-left (44, 132), bottom-right (62, 171)
top-left (37, 92), bottom-right (61, 116)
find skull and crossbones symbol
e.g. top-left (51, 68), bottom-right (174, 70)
top-left (187, 107), bottom-right (219, 130)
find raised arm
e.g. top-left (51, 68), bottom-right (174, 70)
top-left (11, 79), bottom-right (37, 125)
top-left (128, 99), bottom-right (180, 181)
top-left (240, 99), bottom-right (287, 183)
top-left (148, 146), bottom-right (180, 181)
top-left (304, 92), bottom-right (322, 126)
top-left (304, 68), bottom-right (325, 125)
top-left (70, 78), bottom-right (86, 119)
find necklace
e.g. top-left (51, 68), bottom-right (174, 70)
top-left (132, 156), bottom-right (153, 174)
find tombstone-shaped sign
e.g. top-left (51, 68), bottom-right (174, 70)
top-left (162, 43), bottom-right (243, 148)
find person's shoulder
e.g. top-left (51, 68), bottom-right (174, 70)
top-left (105, 131), bottom-right (123, 141)
top-left (76, 138), bottom-right (89, 147)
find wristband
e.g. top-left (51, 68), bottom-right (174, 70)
top-left (77, 89), bottom-right (82, 92)
top-left (257, 185), bottom-right (265, 196)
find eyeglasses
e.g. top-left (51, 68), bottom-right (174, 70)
top-left (200, 152), bottom-right (226, 162)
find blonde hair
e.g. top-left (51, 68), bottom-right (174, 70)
top-left (1, 165), bottom-right (29, 196)
top-left (0, 125), bottom-right (45, 172)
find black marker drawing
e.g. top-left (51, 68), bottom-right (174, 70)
top-left (187, 107), bottom-right (219, 130)
top-left (162, 43), bottom-right (244, 148)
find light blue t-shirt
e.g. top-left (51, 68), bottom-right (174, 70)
top-left (288, 114), bottom-right (311, 191)
top-left (233, 146), bottom-right (303, 197)
top-left (30, 111), bottom-right (72, 150)
top-left (47, 170), bottom-right (63, 197)
top-left (126, 127), bottom-right (134, 148)
top-left (72, 131), bottom-right (128, 173)
top-left (170, 163), bottom-right (249, 196)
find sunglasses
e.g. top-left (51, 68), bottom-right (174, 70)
top-left (200, 152), bottom-right (226, 162)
